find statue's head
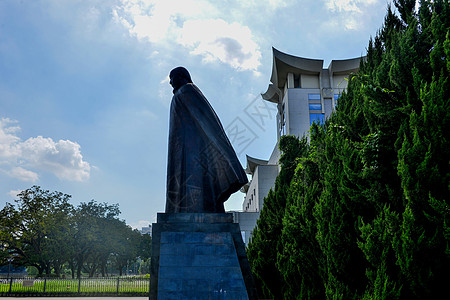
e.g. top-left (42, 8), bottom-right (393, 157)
top-left (169, 67), bottom-right (192, 93)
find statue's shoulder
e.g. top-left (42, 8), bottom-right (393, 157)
top-left (175, 83), bottom-right (201, 97)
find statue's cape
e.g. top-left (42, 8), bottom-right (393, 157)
top-left (166, 83), bottom-right (248, 213)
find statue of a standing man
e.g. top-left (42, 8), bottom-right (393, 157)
top-left (166, 67), bottom-right (248, 213)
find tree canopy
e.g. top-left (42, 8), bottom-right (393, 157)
top-left (247, 1), bottom-right (449, 299)
top-left (0, 186), bottom-right (151, 277)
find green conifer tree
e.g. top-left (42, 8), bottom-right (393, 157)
top-left (248, 1), bottom-right (449, 298)
top-left (247, 135), bottom-right (308, 299)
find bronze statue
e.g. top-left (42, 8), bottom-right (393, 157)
top-left (166, 67), bottom-right (248, 213)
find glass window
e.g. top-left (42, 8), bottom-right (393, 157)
top-left (310, 113), bottom-right (325, 126)
top-left (308, 94), bottom-right (321, 100)
top-left (309, 103), bottom-right (322, 110)
top-left (281, 104), bottom-right (285, 135)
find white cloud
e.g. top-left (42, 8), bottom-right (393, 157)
top-left (0, 117), bottom-right (91, 182)
top-left (0, 118), bottom-right (21, 159)
top-left (178, 19), bottom-right (261, 72)
top-left (113, 0), bottom-right (262, 72)
top-left (236, 0), bottom-right (291, 10)
top-left (20, 137), bottom-right (91, 181)
top-left (113, 0), bottom-right (216, 43)
top-left (324, 0), bottom-right (384, 30)
top-left (326, 0), bottom-right (378, 12)
top-left (8, 167), bottom-right (39, 182)
top-left (8, 189), bottom-right (23, 199)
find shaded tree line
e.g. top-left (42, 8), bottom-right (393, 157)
top-left (248, 0), bottom-right (449, 299)
top-left (0, 186), bottom-right (151, 278)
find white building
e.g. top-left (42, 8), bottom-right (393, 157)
top-left (140, 225), bottom-right (152, 236)
top-left (236, 48), bottom-right (362, 244)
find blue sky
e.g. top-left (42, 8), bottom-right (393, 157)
top-left (0, 0), bottom-right (393, 229)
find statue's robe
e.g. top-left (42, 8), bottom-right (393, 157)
top-left (166, 83), bottom-right (248, 213)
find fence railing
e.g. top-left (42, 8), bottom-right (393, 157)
top-left (0, 276), bottom-right (149, 296)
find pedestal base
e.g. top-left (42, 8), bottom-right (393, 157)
top-left (149, 213), bottom-right (257, 300)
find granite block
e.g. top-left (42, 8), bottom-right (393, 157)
top-left (158, 266), bottom-right (180, 279)
top-left (219, 267), bottom-right (245, 280)
top-left (158, 279), bottom-right (182, 291)
top-left (191, 254), bottom-right (236, 267)
top-left (183, 232), bottom-right (209, 243)
top-left (150, 213), bottom-right (258, 300)
top-left (160, 232), bottom-right (184, 244)
top-left (159, 253), bottom-right (193, 267)
top-left (214, 244), bottom-right (234, 255)
top-left (194, 244), bottom-right (214, 255)
top-left (203, 232), bottom-right (232, 244)
top-left (159, 243), bottom-right (177, 255)
top-left (157, 213), bottom-right (233, 223)
top-left (221, 278), bottom-right (246, 289)
top-left (156, 291), bottom-right (184, 300)
top-left (182, 279), bottom-right (210, 291)
top-left (183, 266), bottom-right (217, 279)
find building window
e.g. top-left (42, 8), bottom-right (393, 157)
top-left (309, 103), bottom-right (322, 110)
top-left (310, 114), bottom-right (325, 126)
top-left (308, 93), bottom-right (321, 100)
top-left (294, 75), bottom-right (300, 88)
top-left (279, 104), bottom-right (286, 136)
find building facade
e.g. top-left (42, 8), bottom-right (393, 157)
top-left (237, 48), bottom-right (362, 244)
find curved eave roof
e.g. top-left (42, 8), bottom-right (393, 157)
top-left (261, 84), bottom-right (280, 103)
top-left (240, 182), bottom-right (250, 193)
top-left (245, 155), bottom-right (269, 175)
top-left (271, 47), bottom-right (324, 89)
top-left (328, 56), bottom-right (364, 75)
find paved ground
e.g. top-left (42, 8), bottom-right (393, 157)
top-left (0, 298), bottom-right (148, 300)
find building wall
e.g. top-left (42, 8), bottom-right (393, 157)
top-left (333, 74), bottom-right (348, 89)
top-left (243, 164), bottom-right (278, 212)
top-left (231, 211), bottom-right (260, 246)
top-left (256, 165), bottom-right (279, 211)
top-left (301, 74), bottom-right (320, 88)
top-left (285, 88), bottom-right (321, 138)
top-left (268, 141), bottom-right (280, 166)
top-left (243, 168), bottom-right (259, 211)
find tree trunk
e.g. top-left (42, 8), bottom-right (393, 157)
top-left (77, 264), bottom-right (82, 279)
top-left (45, 265), bottom-right (51, 276)
top-left (68, 260), bottom-right (75, 279)
top-left (37, 265), bottom-right (44, 277)
top-left (54, 262), bottom-right (61, 277)
top-left (88, 264), bottom-right (97, 278)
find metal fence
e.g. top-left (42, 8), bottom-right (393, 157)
top-left (0, 276), bottom-right (150, 296)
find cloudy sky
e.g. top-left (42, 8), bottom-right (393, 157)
top-left (0, 0), bottom-right (393, 228)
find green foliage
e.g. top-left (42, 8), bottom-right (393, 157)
top-left (247, 1), bottom-right (449, 298)
top-left (0, 186), bottom-right (151, 278)
top-left (247, 135), bottom-right (308, 299)
top-left (0, 186), bottom-right (73, 276)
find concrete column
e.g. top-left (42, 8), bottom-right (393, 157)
top-left (287, 72), bottom-right (294, 89)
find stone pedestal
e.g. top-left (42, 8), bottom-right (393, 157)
top-left (150, 213), bottom-right (258, 300)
